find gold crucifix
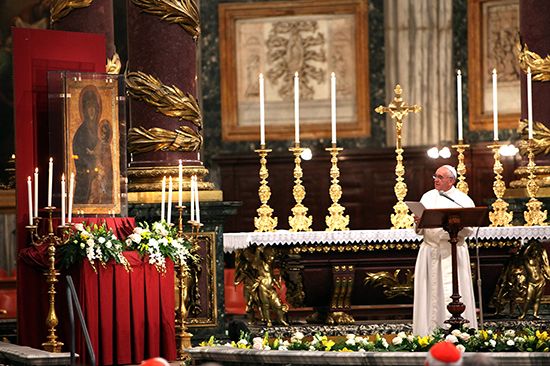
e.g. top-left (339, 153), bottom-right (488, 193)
top-left (376, 84), bottom-right (422, 229)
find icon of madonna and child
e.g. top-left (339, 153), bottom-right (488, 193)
top-left (71, 84), bottom-right (120, 212)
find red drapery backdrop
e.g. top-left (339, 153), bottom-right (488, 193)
top-left (18, 217), bottom-right (177, 365)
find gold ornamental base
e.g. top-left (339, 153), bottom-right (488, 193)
top-left (254, 147), bottom-right (277, 232)
top-left (325, 146), bottom-right (349, 231)
top-left (288, 145), bottom-right (312, 232)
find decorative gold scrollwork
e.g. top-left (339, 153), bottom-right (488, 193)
top-left (126, 71), bottom-right (202, 128)
top-left (518, 42), bottom-right (550, 81)
top-left (106, 53), bottom-right (121, 75)
top-left (130, 0), bottom-right (200, 40)
top-left (518, 119), bottom-right (550, 156)
top-left (128, 125), bottom-right (202, 154)
top-left (364, 269), bottom-right (414, 299)
top-left (50, 0), bottom-right (93, 23)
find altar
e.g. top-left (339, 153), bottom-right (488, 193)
top-left (224, 226), bottom-right (550, 323)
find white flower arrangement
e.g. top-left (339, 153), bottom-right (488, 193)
top-left (125, 221), bottom-right (193, 273)
top-left (60, 222), bottom-right (130, 272)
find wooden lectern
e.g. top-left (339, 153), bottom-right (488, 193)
top-left (418, 207), bottom-right (489, 330)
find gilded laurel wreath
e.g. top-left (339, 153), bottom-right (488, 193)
top-left (128, 125), bottom-right (202, 154)
top-left (518, 119), bottom-right (550, 156)
top-left (126, 71), bottom-right (202, 129)
top-left (50, 0), bottom-right (93, 23)
top-left (130, 0), bottom-right (200, 40)
top-left (518, 42), bottom-right (550, 82)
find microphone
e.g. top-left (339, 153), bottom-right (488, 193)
top-left (438, 190), bottom-right (464, 208)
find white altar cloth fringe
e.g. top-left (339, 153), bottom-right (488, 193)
top-left (223, 226), bottom-right (550, 253)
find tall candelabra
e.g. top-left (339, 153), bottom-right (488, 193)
top-left (26, 206), bottom-right (70, 353)
top-left (488, 143), bottom-right (513, 227)
top-left (452, 141), bottom-right (470, 194)
top-left (174, 205), bottom-right (202, 360)
top-left (288, 143), bottom-right (312, 231)
top-left (524, 139), bottom-right (548, 226)
top-left (325, 144), bottom-right (349, 231)
top-left (254, 145), bottom-right (277, 232)
top-left (375, 84), bottom-right (421, 229)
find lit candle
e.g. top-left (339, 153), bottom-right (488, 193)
top-left (178, 160), bottom-right (183, 207)
top-left (294, 72), bottom-right (300, 144)
top-left (161, 176), bottom-right (166, 222)
top-left (457, 70), bottom-right (463, 142)
top-left (195, 175), bottom-right (200, 224)
top-left (68, 172), bottom-right (74, 223)
top-left (259, 73), bottom-right (266, 146)
top-left (27, 176), bottom-right (33, 226)
top-left (190, 175), bottom-right (195, 222)
top-left (48, 157), bottom-right (53, 207)
top-left (33, 168), bottom-right (38, 218)
top-left (167, 176), bottom-right (173, 224)
top-left (527, 67), bottom-right (533, 140)
top-left (61, 174), bottom-right (65, 226)
top-left (331, 72), bottom-right (337, 144)
top-left (492, 69), bottom-right (499, 141)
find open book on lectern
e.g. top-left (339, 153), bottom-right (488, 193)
top-left (405, 201), bottom-right (425, 218)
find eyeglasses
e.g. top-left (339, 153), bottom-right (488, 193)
top-left (432, 175), bottom-right (452, 180)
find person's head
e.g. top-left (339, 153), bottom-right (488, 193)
top-left (98, 119), bottom-right (112, 143)
top-left (425, 341), bottom-right (463, 366)
top-left (433, 165), bottom-right (457, 192)
top-left (140, 357), bottom-right (170, 366)
top-left (80, 86), bottom-right (101, 122)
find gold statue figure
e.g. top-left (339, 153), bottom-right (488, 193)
top-left (491, 240), bottom-right (550, 319)
top-left (235, 246), bottom-right (288, 326)
top-left (519, 241), bottom-right (550, 320)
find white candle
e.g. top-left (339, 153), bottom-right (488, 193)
top-left (34, 168), bottom-right (38, 218)
top-left (259, 73), bottom-right (266, 146)
top-left (48, 157), bottom-right (53, 207)
top-left (178, 160), bottom-right (183, 207)
top-left (68, 172), bottom-right (74, 223)
top-left (492, 69), bottom-right (499, 141)
top-left (331, 72), bottom-right (337, 144)
top-left (457, 70), bottom-right (463, 141)
top-left (190, 175), bottom-right (195, 222)
top-left (61, 174), bottom-right (65, 226)
top-left (294, 72), bottom-right (300, 143)
top-left (161, 176), bottom-right (166, 222)
top-left (167, 176), bottom-right (173, 224)
top-left (527, 67), bottom-right (533, 140)
top-left (195, 175), bottom-right (200, 224)
top-left (27, 176), bottom-right (33, 226)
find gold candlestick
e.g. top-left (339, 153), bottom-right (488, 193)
top-left (524, 139), bottom-right (547, 226)
top-left (288, 143), bottom-right (312, 231)
top-left (175, 205), bottom-right (192, 361)
top-left (254, 145), bottom-right (277, 232)
top-left (325, 144), bottom-right (349, 231)
top-left (488, 143), bottom-right (513, 227)
top-left (375, 84), bottom-right (420, 229)
top-left (42, 206), bottom-right (64, 353)
top-left (452, 141), bottom-right (470, 194)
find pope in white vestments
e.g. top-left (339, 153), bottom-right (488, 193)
top-left (412, 165), bottom-right (478, 336)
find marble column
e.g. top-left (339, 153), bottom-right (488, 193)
top-left (50, 0), bottom-right (117, 65)
top-left (126, 0), bottom-right (213, 196)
